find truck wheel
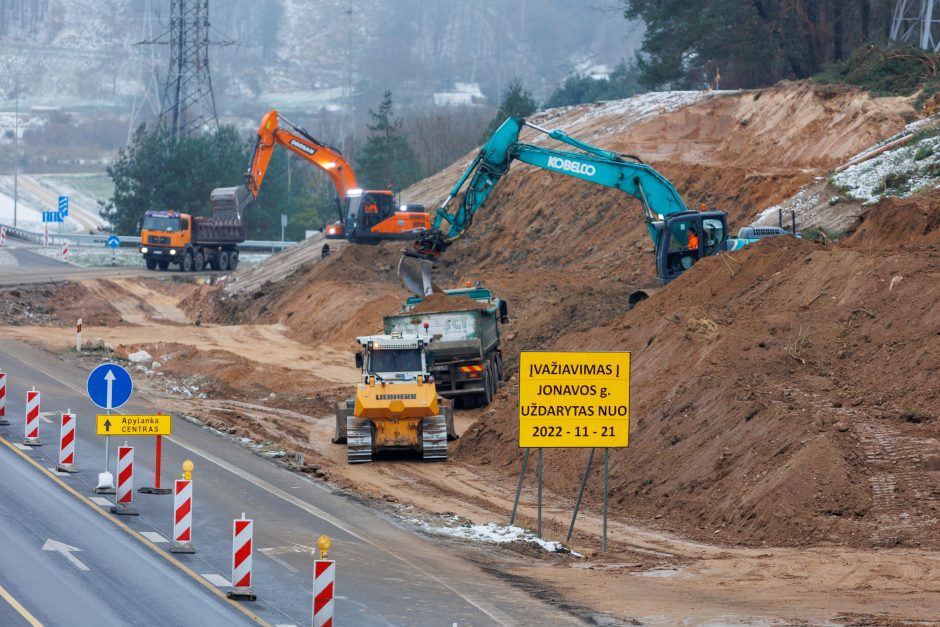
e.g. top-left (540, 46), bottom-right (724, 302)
top-left (181, 252), bottom-right (193, 272)
top-left (228, 251), bottom-right (239, 270)
top-left (218, 251), bottom-right (230, 272)
top-left (158, 260), bottom-right (170, 270)
top-left (480, 369), bottom-right (493, 407)
top-left (194, 252), bottom-right (205, 272)
top-left (145, 258), bottom-right (157, 270)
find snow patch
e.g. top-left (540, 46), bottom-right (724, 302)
top-left (128, 350), bottom-right (152, 363)
top-left (416, 521), bottom-right (581, 556)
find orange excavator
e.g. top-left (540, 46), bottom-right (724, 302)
top-left (210, 110), bottom-right (429, 243)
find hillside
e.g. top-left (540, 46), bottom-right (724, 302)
top-left (176, 81), bottom-right (940, 553)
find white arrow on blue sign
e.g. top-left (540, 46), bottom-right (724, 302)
top-left (86, 363), bottom-right (133, 410)
top-left (42, 211), bottom-right (64, 223)
top-left (58, 195), bottom-right (68, 218)
top-left (106, 235), bottom-right (120, 249)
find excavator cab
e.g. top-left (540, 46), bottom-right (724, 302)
top-left (340, 190), bottom-right (430, 243)
top-left (654, 211), bottom-right (728, 284)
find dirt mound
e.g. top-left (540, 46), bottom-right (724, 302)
top-left (410, 293), bottom-right (488, 313)
top-left (189, 242), bottom-right (406, 348)
top-left (458, 237), bottom-right (940, 548)
top-left (843, 193), bottom-right (940, 249)
top-left (0, 282), bottom-right (121, 327)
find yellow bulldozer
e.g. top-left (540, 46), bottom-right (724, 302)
top-left (332, 334), bottom-right (457, 464)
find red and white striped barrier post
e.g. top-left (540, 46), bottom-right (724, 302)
top-left (55, 410), bottom-right (78, 473)
top-left (0, 372), bottom-right (8, 426)
top-left (24, 388), bottom-right (41, 446)
top-left (0, 225), bottom-right (6, 245)
top-left (62, 240), bottom-right (69, 262)
top-left (314, 535), bottom-right (335, 627)
top-left (228, 514), bottom-right (256, 601)
top-left (76, 318), bottom-right (82, 352)
top-left (110, 444), bottom-right (138, 516)
top-left (169, 460), bottom-right (195, 553)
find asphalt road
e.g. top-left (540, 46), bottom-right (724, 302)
top-left (0, 339), bottom-right (585, 626)
top-left (0, 441), bottom-right (257, 626)
top-left (0, 240), bottom-right (214, 286)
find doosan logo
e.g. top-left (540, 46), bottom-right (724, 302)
top-left (547, 156), bottom-right (596, 177)
top-left (289, 139), bottom-right (316, 155)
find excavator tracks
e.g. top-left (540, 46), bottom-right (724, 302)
top-left (346, 417), bottom-right (373, 464)
top-left (421, 415), bottom-right (449, 462)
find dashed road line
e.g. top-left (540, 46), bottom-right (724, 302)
top-left (47, 467), bottom-right (71, 477)
top-left (202, 573), bottom-right (232, 588)
top-left (0, 435), bottom-right (269, 626)
top-left (140, 531), bottom-right (168, 543)
top-left (12, 443), bottom-right (31, 451)
top-left (90, 496), bottom-right (113, 507)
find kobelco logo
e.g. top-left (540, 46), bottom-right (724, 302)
top-left (547, 156), bottom-right (596, 177)
top-left (289, 139), bottom-right (316, 156)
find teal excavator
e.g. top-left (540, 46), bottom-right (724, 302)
top-left (398, 117), bottom-right (762, 305)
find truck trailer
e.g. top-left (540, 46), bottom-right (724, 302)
top-left (384, 286), bottom-right (508, 409)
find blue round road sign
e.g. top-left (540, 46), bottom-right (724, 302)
top-left (86, 363), bottom-right (133, 410)
top-left (107, 235), bottom-right (121, 249)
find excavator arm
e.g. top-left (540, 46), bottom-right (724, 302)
top-left (400, 117), bottom-right (741, 296)
top-left (414, 117), bottom-right (688, 256)
top-left (210, 110), bottom-right (358, 218)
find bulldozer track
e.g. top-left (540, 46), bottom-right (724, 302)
top-left (421, 415), bottom-right (448, 462)
top-left (347, 417), bottom-right (373, 464)
top-left (854, 420), bottom-right (938, 545)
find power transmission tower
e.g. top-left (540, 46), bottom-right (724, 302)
top-left (147, 0), bottom-right (221, 143)
top-left (128, 0), bottom-right (164, 143)
top-left (891, 0), bottom-right (940, 52)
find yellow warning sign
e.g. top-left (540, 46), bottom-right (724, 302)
top-left (96, 414), bottom-right (171, 436)
top-left (519, 351), bottom-right (629, 448)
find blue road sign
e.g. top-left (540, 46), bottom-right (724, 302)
top-left (42, 210), bottom-right (64, 223)
top-left (107, 235), bottom-right (120, 249)
top-left (58, 195), bottom-right (68, 218)
top-left (87, 363), bottom-right (133, 410)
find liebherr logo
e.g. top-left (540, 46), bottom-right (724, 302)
top-left (547, 156), bottom-right (596, 177)
top-left (289, 139), bottom-right (316, 156)
top-left (376, 393), bottom-right (417, 400)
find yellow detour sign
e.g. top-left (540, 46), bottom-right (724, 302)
top-left (96, 414), bottom-right (172, 436)
top-left (519, 351), bottom-right (629, 448)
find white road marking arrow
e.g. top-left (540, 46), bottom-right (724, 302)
top-left (104, 370), bottom-right (115, 410)
top-left (42, 539), bottom-right (90, 571)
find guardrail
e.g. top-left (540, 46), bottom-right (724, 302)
top-left (0, 223), bottom-right (297, 252)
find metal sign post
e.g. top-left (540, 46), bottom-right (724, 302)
top-left (87, 363), bottom-right (133, 494)
top-left (107, 235), bottom-right (120, 266)
top-left (519, 350), bottom-right (630, 555)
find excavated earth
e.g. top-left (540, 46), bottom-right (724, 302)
top-left (3, 81), bottom-right (939, 623)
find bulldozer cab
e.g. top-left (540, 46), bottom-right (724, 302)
top-left (654, 211), bottom-right (728, 285)
top-left (357, 335), bottom-right (433, 382)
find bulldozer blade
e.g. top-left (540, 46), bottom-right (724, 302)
top-left (210, 184), bottom-right (253, 216)
top-left (398, 254), bottom-right (435, 297)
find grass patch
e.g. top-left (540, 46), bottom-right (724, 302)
top-left (801, 226), bottom-right (844, 243)
top-left (815, 44), bottom-right (940, 107)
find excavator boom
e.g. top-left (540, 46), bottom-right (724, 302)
top-left (212, 110), bottom-right (428, 243)
top-left (401, 117), bottom-right (756, 296)
top-left (210, 110), bottom-right (358, 218)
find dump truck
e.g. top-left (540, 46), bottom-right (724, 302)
top-left (384, 286), bottom-right (509, 409)
top-left (332, 334), bottom-right (457, 464)
top-left (138, 204), bottom-right (246, 272)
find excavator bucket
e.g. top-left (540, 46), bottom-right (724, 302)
top-left (210, 184), bottom-right (253, 216)
top-left (398, 253), bottom-right (435, 297)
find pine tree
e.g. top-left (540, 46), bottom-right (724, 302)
top-left (482, 79), bottom-right (538, 140)
top-left (356, 91), bottom-right (421, 190)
